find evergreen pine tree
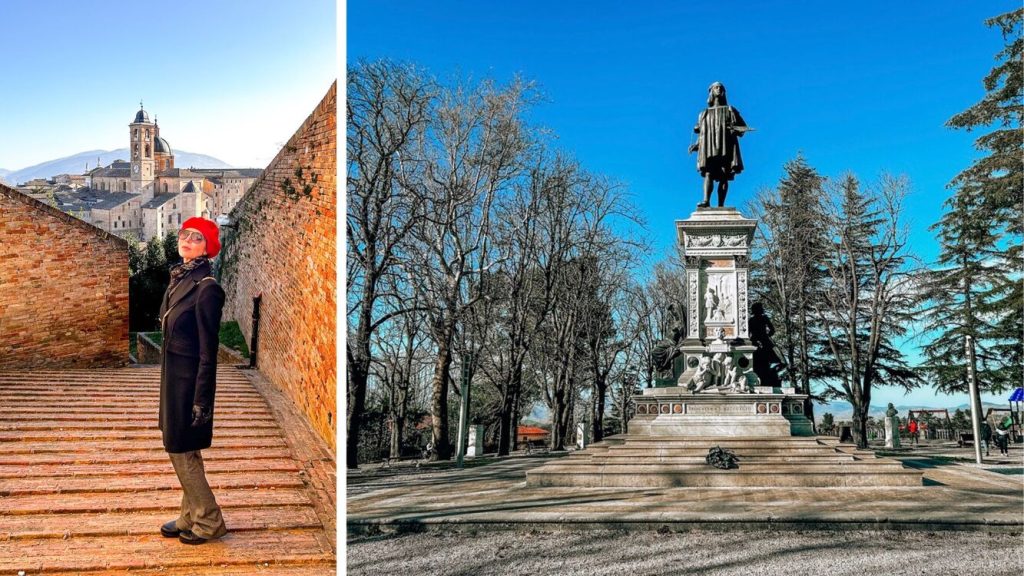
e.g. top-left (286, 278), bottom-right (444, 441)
top-left (926, 8), bottom-right (1022, 395)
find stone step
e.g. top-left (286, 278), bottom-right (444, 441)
top-left (2, 399), bottom-right (269, 408)
top-left (1, 406), bottom-right (274, 417)
top-left (596, 435), bottom-right (827, 445)
top-left (526, 465), bottom-right (921, 488)
top-left (0, 428), bottom-right (283, 442)
top-left (0, 366), bottom-right (334, 574)
top-left (1, 486), bottom-right (313, 515)
top-left (573, 454), bottom-right (858, 464)
top-left (0, 456), bottom-right (301, 478)
top-left (0, 505), bottom-right (321, 540)
top-left (591, 446), bottom-right (843, 455)
top-left (0, 418), bottom-right (278, 429)
top-left (0, 529), bottom-right (333, 574)
top-left (1, 469), bottom-right (305, 495)
top-left (538, 460), bottom-right (905, 472)
top-left (0, 436), bottom-right (288, 454)
top-left (0, 446), bottom-right (295, 466)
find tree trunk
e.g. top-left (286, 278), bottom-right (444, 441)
top-left (551, 387), bottom-right (567, 450)
top-left (497, 360), bottom-right (522, 455)
top-left (592, 374), bottom-right (607, 442)
top-left (511, 383), bottom-right (523, 452)
top-left (346, 296), bottom-right (374, 469)
top-left (852, 391), bottom-right (869, 449)
top-left (429, 315), bottom-right (456, 461)
top-left (346, 355), bottom-right (368, 468)
top-left (389, 381), bottom-right (408, 460)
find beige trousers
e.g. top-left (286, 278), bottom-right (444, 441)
top-left (168, 450), bottom-right (228, 539)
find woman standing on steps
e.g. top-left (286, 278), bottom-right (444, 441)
top-left (157, 217), bottom-right (229, 545)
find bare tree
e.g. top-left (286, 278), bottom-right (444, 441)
top-left (813, 174), bottom-right (922, 448)
top-left (403, 77), bottom-right (535, 460)
top-left (346, 60), bottom-right (433, 468)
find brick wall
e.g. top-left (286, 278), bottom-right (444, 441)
top-left (220, 82), bottom-right (336, 451)
top-left (0, 183), bottom-right (129, 369)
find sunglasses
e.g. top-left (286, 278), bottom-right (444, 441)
top-left (177, 230), bottom-right (205, 244)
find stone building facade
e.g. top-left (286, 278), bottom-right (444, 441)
top-left (0, 183), bottom-right (129, 369)
top-left (56, 104), bottom-right (261, 242)
top-left (220, 82), bottom-right (337, 450)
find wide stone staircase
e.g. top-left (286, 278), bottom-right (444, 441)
top-left (0, 366), bottom-right (335, 575)
top-left (526, 434), bottom-right (922, 488)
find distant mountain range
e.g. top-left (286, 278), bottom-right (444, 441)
top-left (0, 149), bottom-right (234, 186)
top-left (815, 400), bottom-right (1008, 423)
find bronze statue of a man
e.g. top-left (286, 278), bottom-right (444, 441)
top-left (688, 82), bottom-right (750, 208)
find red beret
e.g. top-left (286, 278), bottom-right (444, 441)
top-left (181, 217), bottom-right (221, 258)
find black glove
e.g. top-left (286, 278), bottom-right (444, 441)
top-left (191, 404), bottom-right (212, 427)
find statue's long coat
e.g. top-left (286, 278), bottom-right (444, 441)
top-left (694, 105), bottom-right (747, 179)
top-left (158, 261), bottom-right (224, 453)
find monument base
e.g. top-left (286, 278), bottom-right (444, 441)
top-left (631, 391), bottom-right (813, 437)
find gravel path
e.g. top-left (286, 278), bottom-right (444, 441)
top-left (347, 529), bottom-right (1023, 576)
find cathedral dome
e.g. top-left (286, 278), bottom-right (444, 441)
top-left (154, 136), bottom-right (172, 155)
top-left (133, 108), bottom-right (150, 123)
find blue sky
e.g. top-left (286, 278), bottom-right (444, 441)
top-left (348, 0), bottom-right (1019, 408)
top-left (0, 0), bottom-right (336, 170)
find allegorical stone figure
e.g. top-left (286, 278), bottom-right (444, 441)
top-left (748, 302), bottom-right (782, 388)
top-left (688, 82), bottom-right (750, 208)
top-left (651, 302), bottom-right (687, 376)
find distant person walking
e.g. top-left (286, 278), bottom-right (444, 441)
top-left (158, 217), bottom-right (229, 545)
top-left (981, 420), bottom-right (993, 457)
top-left (908, 419), bottom-right (919, 446)
top-left (994, 424), bottom-right (1011, 457)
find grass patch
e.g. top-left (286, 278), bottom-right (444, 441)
top-left (129, 333), bottom-right (138, 358)
top-left (219, 321), bottom-right (250, 358)
top-left (145, 332), bottom-right (163, 345)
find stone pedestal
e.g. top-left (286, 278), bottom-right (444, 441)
top-left (675, 207), bottom-right (758, 387)
top-left (466, 425), bottom-right (485, 457)
top-left (884, 417), bottom-right (900, 448)
top-left (631, 390), bottom-right (813, 437)
top-left (632, 206), bottom-right (811, 438)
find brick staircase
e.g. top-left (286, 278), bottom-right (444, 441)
top-left (0, 367), bottom-right (335, 575)
top-left (526, 434), bottom-right (922, 488)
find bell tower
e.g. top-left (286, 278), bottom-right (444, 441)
top-left (129, 101), bottom-right (156, 193)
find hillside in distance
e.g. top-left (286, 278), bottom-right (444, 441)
top-left (0, 149), bottom-right (233, 185)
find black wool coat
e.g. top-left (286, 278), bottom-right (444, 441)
top-left (158, 261), bottom-right (225, 453)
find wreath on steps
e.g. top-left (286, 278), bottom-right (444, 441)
top-left (706, 446), bottom-right (739, 470)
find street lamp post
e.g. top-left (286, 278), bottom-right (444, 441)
top-left (965, 335), bottom-right (983, 465)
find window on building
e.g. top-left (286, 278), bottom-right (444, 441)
top-left (177, 213), bottom-right (181, 224)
